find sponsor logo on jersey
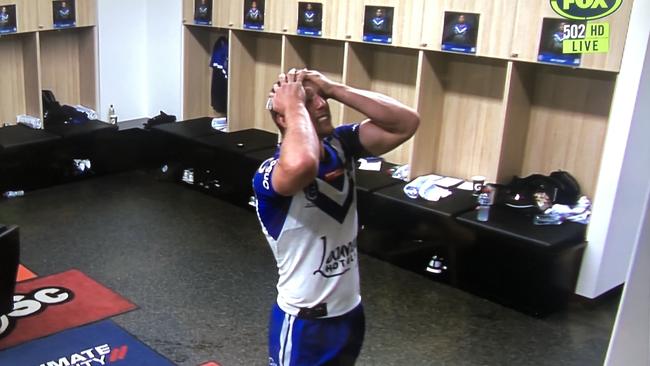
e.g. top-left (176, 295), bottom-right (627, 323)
top-left (313, 237), bottom-right (357, 278)
top-left (324, 168), bottom-right (344, 182)
top-left (260, 159), bottom-right (278, 190)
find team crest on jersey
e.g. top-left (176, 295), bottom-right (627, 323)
top-left (304, 182), bottom-right (319, 201)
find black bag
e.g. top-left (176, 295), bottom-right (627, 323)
top-left (501, 170), bottom-right (581, 207)
top-left (143, 111), bottom-right (176, 129)
top-left (42, 90), bottom-right (90, 126)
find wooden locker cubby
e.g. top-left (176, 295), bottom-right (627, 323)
top-left (500, 62), bottom-right (615, 198)
top-left (228, 30), bottom-right (282, 132)
top-left (182, 25), bottom-right (229, 120)
top-left (343, 42), bottom-right (419, 165)
top-left (410, 51), bottom-right (509, 182)
top-left (37, 0), bottom-right (96, 31)
top-left (511, 0), bottom-right (633, 72)
top-left (420, 0), bottom-right (517, 59)
top-left (0, 32), bottom-right (40, 125)
top-left (282, 35), bottom-right (345, 126)
top-left (0, 0), bottom-right (97, 127)
top-left (0, 0), bottom-right (38, 33)
top-left (39, 26), bottom-right (96, 110)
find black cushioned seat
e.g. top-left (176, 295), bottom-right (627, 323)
top-left (456, 205), bottom-right (587, 250)
top-left (374, 183), bottom-right (478, 219)
top-left (454, 205), bottom-right (587, 316)
top-left (44, 120), bottom-right (118, 138)
top-left (150, 117), bottom-right (225, 141)
top-left (0, 125), bottom-right (61, 154)
top-left (195, 128), bottom-right (278, 154)
top-left (355, 161), bottom-right (402, 193)
top-left (0, 225), bottom-right (19, 315)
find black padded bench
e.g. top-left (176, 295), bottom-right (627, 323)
top-left (149, 119), bottom-right (278, 206)
top-left (149, 117), bottom-right (224, 141)
top-left (44, 120), bottom-right (119, 164)
top-left (0, 224), bottom-right (19, 315)
top-left (149, 117), bottom-right (226, 170)
top-left (355, 168), bottom-right (587, 316)
top-left (358, 180), bottom-right (477, 285)
top-left (44, 119), bottom-right (118, 139)
top-left (0, 124), bottom-right (62, 154)
top-left (192, 129), bottom-right (278, 205)
top-left (456, 206), bottom-right (586, 316)
top-left (0, 125), bottom-right (62, 191)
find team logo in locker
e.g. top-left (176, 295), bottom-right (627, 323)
top-left (550, 0), bottom-right (623, 20)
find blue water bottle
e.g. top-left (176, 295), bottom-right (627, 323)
top-left (477, 192), bottom-right (490, 222)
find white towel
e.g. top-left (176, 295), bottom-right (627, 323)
top-left (403, 175), bottom-right (442, 199)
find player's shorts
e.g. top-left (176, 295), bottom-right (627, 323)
top-left (268, 302), bottom-right (365, 366)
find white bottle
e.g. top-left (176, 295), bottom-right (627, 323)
top-left (108, 105), bottom-right (118, 125)
top-left (3, 190), bottom-right (25, 198)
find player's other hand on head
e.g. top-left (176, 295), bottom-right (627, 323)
top-left (299, 69), bottom-right (336, 98)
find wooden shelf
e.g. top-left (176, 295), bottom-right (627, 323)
top-left (344, 42), bottom-right (419, 165)
top-left (411, 52), bottom-right (509, 181)
top-left (0, 0), bottom-right (97, 127)
top-left (503, 63), bottom-right (616, 197)
top-left (0, 32), bottom-right (40, 125)
top-left (182, 25), bottom-right (228, 120)
top-left (229, 30), bottom-right (282, 132)
top-left (39, 26), bottom-right (97, 110)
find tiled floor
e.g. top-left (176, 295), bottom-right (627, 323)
top-left (1, 170), bottom-right (620, 365)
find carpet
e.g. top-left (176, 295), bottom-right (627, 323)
top-left (0, 319), bottom-right (175, 365)
top-left (0, 269), bottom-right (136, 350)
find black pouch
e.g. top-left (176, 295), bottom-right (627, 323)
top-left (501, 171), bottom-right (581, 207)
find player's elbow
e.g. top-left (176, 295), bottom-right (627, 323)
top-left (407, 110), bottom-right (420, 136)
top-left (398, 109), bottom-right (420, 141)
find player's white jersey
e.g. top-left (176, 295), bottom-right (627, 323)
top-left (253, 124), bottom-right (366, 318)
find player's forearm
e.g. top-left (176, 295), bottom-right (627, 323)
top-left (278, 105), bottom-right (320, 182)
top-left (329, 83), bottom-right (419, 136)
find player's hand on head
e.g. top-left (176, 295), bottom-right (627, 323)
top-left (271, 69), bottom-right (306, 116)
top-left (300, 68), bottom-right (335, 98)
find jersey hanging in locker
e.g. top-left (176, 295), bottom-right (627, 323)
top-left (211, 36), bottom-right (228, 114)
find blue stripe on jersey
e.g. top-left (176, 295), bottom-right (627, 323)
top-left (253, 157), bottom-right (291, 240)
top-left (331, 124), bottom-right (369, 159)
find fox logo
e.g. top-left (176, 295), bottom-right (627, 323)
top-left (550, 0), bottom-right (623, 20)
